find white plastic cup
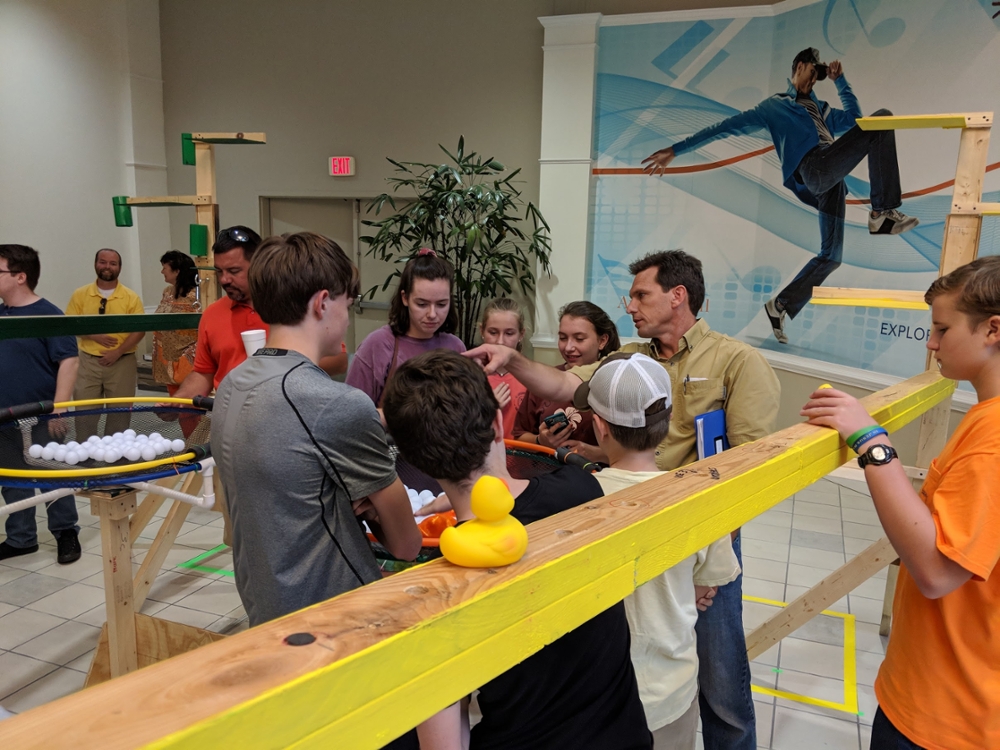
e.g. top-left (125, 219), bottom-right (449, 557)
top-left (241, 329), bottom-right (267, 357)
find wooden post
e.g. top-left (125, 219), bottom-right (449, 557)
top-left (91, 490), bottom-right (139, 678)
top-left (194, 141), bottom-right (219, 306)
top-left (880, 560), bottom-right (901, 637)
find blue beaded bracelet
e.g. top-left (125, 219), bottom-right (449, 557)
top-left (850, 426), bottom-right (887, 452)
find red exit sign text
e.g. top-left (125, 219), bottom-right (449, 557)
top-left (329, 156), bottom-right (356, 176)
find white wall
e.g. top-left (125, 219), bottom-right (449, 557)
top-left (0, 0), bottom-right (168, 309)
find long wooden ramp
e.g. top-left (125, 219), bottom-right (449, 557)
top-left (0, 371), bottom-right (954, 750)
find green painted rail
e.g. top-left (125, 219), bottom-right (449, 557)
top-left (0, 314), bottom-right (202, 341)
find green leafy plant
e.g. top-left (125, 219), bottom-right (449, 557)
top-left (361, 136), bottom-right (552, 347)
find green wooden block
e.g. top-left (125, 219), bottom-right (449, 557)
top-left (181, 133), bottom-right (196, 165)
top-left (189, 223), bottom-right (209, 257)
top-left (112, 196), bottom-right (133, 227)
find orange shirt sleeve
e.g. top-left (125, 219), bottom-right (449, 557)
top-left (930, 452), bottom-right (1000, 581)
top-left (192, 307), bottom-right (218, 375)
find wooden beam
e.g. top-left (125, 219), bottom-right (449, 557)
top-left (880, 561), bottom-right (901, 637)
top-left (91, 491), bottom-right (139, 678)
top-left (856, 112), bottom-right (993, 130)
top-left (189, 132), bottom-right (267, 144)
top-left (809, 287), bottom-right (928, 310)
top-left (745, 536), bottom-right (896, 660)
top-left (131, 485), bottom-right (196, 611)
top-left (950, 202), bottom-right (1000, 215)
top-left (0, 372), bottom-right (953, 750)
top-left (125, 195), bottom-right (212, 207)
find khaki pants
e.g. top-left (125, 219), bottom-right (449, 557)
top-left (74, 352), bottom-right (138, 439)
top-left (651, 691), bottom-right (699, 750)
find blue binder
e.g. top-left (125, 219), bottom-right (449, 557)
top-left (695, 409), bottom-right (730, 460)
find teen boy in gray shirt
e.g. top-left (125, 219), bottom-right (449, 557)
top-left (211, 232), bottom-right (420, 627)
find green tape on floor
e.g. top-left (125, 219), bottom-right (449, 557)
top-left (178, 543), bottom-right (235, 578)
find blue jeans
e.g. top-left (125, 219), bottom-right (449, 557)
top-left (2, 485), bottom-right (79, 548)
top-left (695, 532), bottom-right (756, 750)
top-left (776, 109), bottom-right (902, 319)
top-left (870, 707), bottom-right (925, 749)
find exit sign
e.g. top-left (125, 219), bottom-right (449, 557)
top-left (329, 156), bottom-right (356, 176)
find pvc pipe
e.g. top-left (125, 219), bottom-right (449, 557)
top-left (0, 487), bottom-right (76, 518)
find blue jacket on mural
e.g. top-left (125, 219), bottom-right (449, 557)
top-left (671, 76), bottom-right (861, 210)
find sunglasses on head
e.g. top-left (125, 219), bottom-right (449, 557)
top-left (217, 228), bottom-right (252, 244)
top-left (99, 298), bottom-right (107, 314)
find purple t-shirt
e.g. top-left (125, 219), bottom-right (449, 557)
top-left (346, 325), bottom-right (466, 405)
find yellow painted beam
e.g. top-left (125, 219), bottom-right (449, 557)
top-left (126, 195), bottom-right (212, 207)
top-left (857, 112), bottom-right (993, 130)
top-left (189, 132), bottom-right (267, 144)
top-left (951, 202), bottom-right (1000, 215)
top-left (810, 287), bottom-right (928, 311)
top-left (0, 372), bottom-right (955, 750)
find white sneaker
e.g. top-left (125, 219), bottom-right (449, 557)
top-left (764, 300), bottom-right (788, 344)
top-left (869, 208), bottom-right (919, 235)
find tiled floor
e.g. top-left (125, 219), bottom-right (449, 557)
top-left (0, 477), bottom-right (890, 750)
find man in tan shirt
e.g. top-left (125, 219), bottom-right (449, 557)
top-left (466, 250), bottom-right (779, 750)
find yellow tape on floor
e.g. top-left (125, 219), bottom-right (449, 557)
top-left (745, 594), bottom-right (859, 715)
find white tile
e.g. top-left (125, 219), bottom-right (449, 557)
top-left (789, 546), bottom-right (845, 570)
top-left (26, 582), bottom-right (106, 619)
top-left (755, 698), bottom-right (774, 748)
top-left (155, 604), bottom-right (222, 629)
top-left (0, 601), bottom-right (16, 618)
top-left (844, 536), bottom-right (879, 556)
top-left (794, 490), bottom-right (839, 507)
top-left (0, 665), bottom-right (86, 713)
top-left (751, 643), bottom-right (780, 667)
top-left (786, 563), bottom-right (833, 588)
top-left (145, 570), bottom-right (213, 604)
top-left (0, 565), bottom-right (30, 587)
top-left (779, 638), bottom-right (844, 681)
top-left (74, 526), bottom-right (103, 552)
top-left (174, 524), bottom-right (226, 549)
top-left (756, 509), bottom-right (793, 529)
top-left (173, 579), bottom-right (241, 616)
top-left (742, 522), bottom-right (791, 545)
top-left (803, 479), bottom-right (842, 496)
top-left (855, 650), bottom-right (884, 688)
top-left (840, 493), bottom-right (875, 511)
top-left (0, 573), bottom-right (73, 606)
top-left (0, 651), bottom-right (58, 700)
top-left (776, 669), bottom-right (852, 721)
top-left (743, 578), bottom-right (786, 602)
top-left (857, 684), bottom-right (877, 726)
top-left (0, 608), bottom-right (67, 650)
top-left (842, 522), bottom-right (884, 542)
top-left (793, 501), bottom-right (841, 520)
top-left (750, 659), bottom-right (778, 689)
top-left (860, 723), bottom-right (871, 748)
top-left (742, 537), bottom-right (789, 563)
top-left (744, 600), bottom-right (781, 631)
top-left (65, 648), bottom-right (96, 673)
top-left (13, 620), bottom-right (100, 666)
top-left (851, 575), bottom-right (889, 601)
top-left (0, 548), bottom-right (58, 571)
top-left (847, 595), bottom-right (884, 626)
top-left (771, 705), bottom-right (860, 750)
top-left (742, 556), bottom-right (787, 584)
top-left (854, 622), bottom-right (887, 655)
top-left (841, 508), bottom-right (880, 526)
top-left (33, 552), bottom-right (106, 583)
top-left (791, 514), bottom-right (841, 534)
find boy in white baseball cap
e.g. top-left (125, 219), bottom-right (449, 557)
top-left (575, 352), bottom-right (741, 749)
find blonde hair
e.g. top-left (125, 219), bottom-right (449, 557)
top-left (925, 256), bottom-right (1000, 329)
top-left (481, 297), bottom-right (526, 351)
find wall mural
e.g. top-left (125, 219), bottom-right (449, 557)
top-left (587, 0), bottom-right (1000, 380)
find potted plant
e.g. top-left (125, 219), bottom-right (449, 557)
top-left (361, 136), bottom-right (552, 347)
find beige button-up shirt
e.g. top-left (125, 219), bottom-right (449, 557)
top-left (570, 319), bottom-right (780, 471)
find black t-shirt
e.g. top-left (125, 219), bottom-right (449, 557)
top-left (471, 466), bottom-right (652, 750)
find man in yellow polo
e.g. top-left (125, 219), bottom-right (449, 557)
top-left (66, 248), bottom-right (145, 436)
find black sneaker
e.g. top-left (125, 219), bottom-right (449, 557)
top-left (764, 300), bottom-right (789, 344)
top-left (869, 208), bottom-right (919, 235)
top-left (0, 541), bottom-right (39, 561)
top-left (56, 530), bottom-right (81, 565)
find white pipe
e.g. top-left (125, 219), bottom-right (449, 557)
top-left (0, 487), bottom-right (76, 518)
top-left (126, 458), bottom-right (216, 509)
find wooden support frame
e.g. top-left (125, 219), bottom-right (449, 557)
top-left (125, 195), bottom-right (211, 206)
top-left (810, 287), bottom-right (928, 310)
top-left (0, 371), bottom-right (953, 750)
top-left (856, 112), bottom-right (992, 130)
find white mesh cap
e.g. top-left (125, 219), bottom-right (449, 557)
top-left (572, 352), bottom-right (672, 428)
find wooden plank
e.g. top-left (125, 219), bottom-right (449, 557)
top-left (880, 561), bottom-right (900, 637)
top-left (0, 313), bottom-right (201, 341)
top-left (126, 195), bottom-right (212, 206)
top-left (95, 493), bottom-right (138, 678)
top-left (132, 491), bottom-right (195, 610)
top-left (810, 287), bottom-right (928, 310)
top-left (195, 142), bottom-right (219, 306)
top-left (85, 615), bottom-right (227, 688)
top-left (129, 493), bottom-right (167, 545)
top-left (0, 371), bottom-right (953, 750)
top-left (745, 536), bottom-right (896, 660)
top-left (856, 112), bottom-right (993, 130)
top-left (950, 202), bottom-right (1000, 215)
top-left (189, 132), bottom-right (266, 144)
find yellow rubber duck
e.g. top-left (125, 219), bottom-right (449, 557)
top-left (439, 476), bottom-right (529, 568)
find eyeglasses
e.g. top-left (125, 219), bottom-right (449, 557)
top-left (99, 298), bottom-right (107, 315)
top-left (0, 270), bottom-right (19, 275)
top-left (217, 228), bottom-right (252, 244)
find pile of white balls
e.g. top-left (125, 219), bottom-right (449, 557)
top-left (28, 430), bottom-right (187, 466)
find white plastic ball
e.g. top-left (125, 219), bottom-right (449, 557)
top-left (66, 441), bottom-right (79, 450)
top-left (41, 446), bottom-right (56, 461)
top-left (170, 439), bottom-right (185, 452)
top-left (99, 435), bottom-right (111, 444)
top-left (105, 448), bottom-right (121, 463)
top-left (64, 452), bottom-right (79, 466)
top-left (75, 446), bottom-right (90, 460)
top-left (28, 444), bottom-right (44, 458)
top-left (113, 432), bottom-right (123, 440)
top-left (140, 445), bottom-right (157, 462)
top-left (124, 447), bottom-right (141, 462)
top-left (92, 447), bottom-right (106, 462)
top-left (45, 441), bottom-right (58, 450)
top-left (148, 432), bottom-right (162, 442)
top-left (124, 429), bottom-right (136, 439)
top-left (136, 434), bottom-right (148, 443)
top-left (54, 447), bottom-right (67, 462)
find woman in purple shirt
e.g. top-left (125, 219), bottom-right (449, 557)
top-left (347, 249), bottom-right (465, 407)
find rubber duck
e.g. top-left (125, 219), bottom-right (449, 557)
top-left (439, 476), bottom-right (529, 568)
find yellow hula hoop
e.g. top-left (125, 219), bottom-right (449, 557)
top-left (0, 452), bottom-right (199, 478)
top-left (52, 397), bottom-right (197, 408)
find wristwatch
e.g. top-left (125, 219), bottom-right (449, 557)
top-left (857, 443), bottom-right (898, 469)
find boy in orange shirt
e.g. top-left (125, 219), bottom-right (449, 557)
top-left (800, 256), bottom-right (1000, 750)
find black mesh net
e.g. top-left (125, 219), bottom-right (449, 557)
top-left (0, 405), bottom-right (211, 490)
